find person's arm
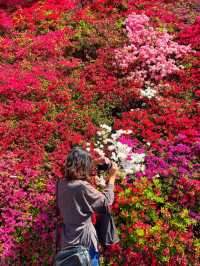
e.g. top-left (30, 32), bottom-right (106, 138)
top-left (81, 162), bottom-right (118, 214)
top-left (81, 182), bottom-right (113, 214)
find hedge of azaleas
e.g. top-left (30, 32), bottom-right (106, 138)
top-left (0, 0), bottom-right (199, 265)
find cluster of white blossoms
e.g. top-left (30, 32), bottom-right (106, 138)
top-left (140, 86), bottom-right (157, 99)
top-left (94, 124), bottom-right (145, 175)
top-left (120, 153), bottom-right (145, 174)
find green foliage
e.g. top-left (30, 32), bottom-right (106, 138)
top-left (113, 177), bottom-right (199, 263)
top-left (116, 18), bottom-right (125, 29)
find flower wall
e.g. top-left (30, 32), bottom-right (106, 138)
top-left (0, 0), bottom-right (199, 265)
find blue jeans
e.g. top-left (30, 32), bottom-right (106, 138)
top-left (89, 248), bottom-right (100, 266)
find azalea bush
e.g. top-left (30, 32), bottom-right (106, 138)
top-left (0, 0), bottom-right (199, 265)
top-left (92, 125), bottom-right (200, 209)
top-left (113, 13), bottom-right (191, 89)
top-left (106, 176), bottom-right (200, 266)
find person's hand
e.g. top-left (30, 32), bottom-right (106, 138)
top-left (107, 161), bottom-right (119, 185)
top-left (108, 161), bottom-right (119, 177)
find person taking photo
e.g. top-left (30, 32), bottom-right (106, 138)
top-left (54, 147), bottom-right (119, 266)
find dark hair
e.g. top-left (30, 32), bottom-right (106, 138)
top-left (64, 147), bottom-right (92, 181)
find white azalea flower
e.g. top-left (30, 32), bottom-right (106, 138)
top-left (100, 124), bottom-right (112, 132)
top-left (118, 152), bottom-right (128, 160)
top-left (140, 87), bottom-right (157, 99)
top-left (111, 133), bottom-right (118, 140)
top-left (139, 164), bottom-right (146, 172)
top-left (121, 161), bottom-right (133, 173)
top-left (95, 125), bottom-right (146, 177)
top-left (117, 130), bottom-right (124, 137)
top-left (108, 145), bottom-right (115, 151)
top-left (132, 153), bottom-right (145, 162)
top-left (111, 152), bottom-right (118, 162)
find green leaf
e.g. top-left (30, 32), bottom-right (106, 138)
top-left (161, 256), bottom-right (170, 262)
top-left (135, 228), bottom-right (144, 237)
top-left (116, 18), bottom-right (125, 28)
top-left (45, 10), bottom-right (54, 16)
top-left (150, 225), bottom-right (160, 234)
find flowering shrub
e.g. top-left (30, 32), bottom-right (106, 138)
top-left (93, 125), bottom-right (200, 200)
top-left (94, 125), bottom-right (145, 175)
top-left (0, 0), bottom-right (199, 265)
top-left (0, 152), bottom-right (55, 265)
top-left (90, 125), bottom-right (200, 265)
top-left (106, 177), bottom-right (200, 265)
top-left (113, 13), bottom-right (191, 98)
top-left (178, 16), bottom-right (200, 49)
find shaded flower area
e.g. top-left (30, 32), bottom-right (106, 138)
top-left (0, 0), bottom-right (199, 265)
